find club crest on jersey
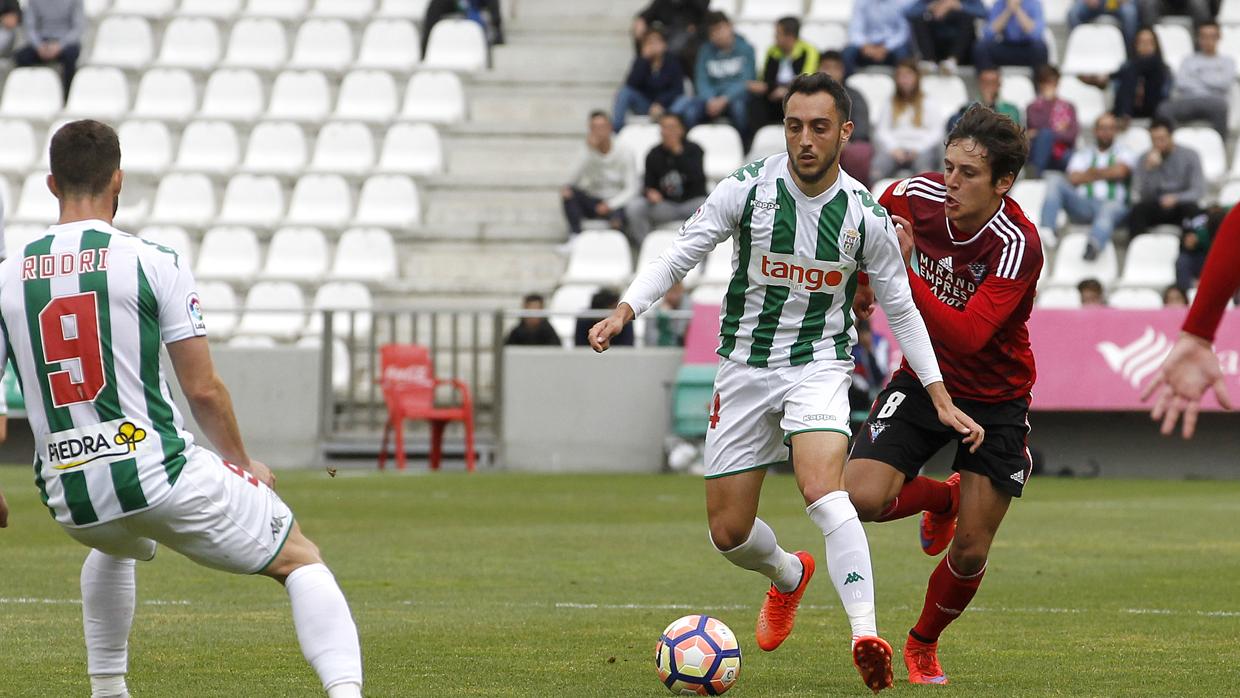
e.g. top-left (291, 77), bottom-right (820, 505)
top-left (869, 420), bottom-right (889, 442)
top-left (46, 419), bottom-right (149, 470)
top-left (968, 262), bottom-right (988, 282)
top-left (841, 228), bottom-right (861, 256)
top-left (679, 206), bottom-right (705, 234)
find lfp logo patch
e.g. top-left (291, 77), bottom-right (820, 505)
top-left (186, 293), bottom-right (206, 333)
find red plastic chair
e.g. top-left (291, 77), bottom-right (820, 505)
top-left (377, 343), bottom-right (475, 472)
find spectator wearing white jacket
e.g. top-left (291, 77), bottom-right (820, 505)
top-left (562, 111), bottom-right (639, 237)
top-left (871, 59), bottom-right (945, 181)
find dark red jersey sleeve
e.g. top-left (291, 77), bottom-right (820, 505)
top-left (906, 272), bottom-right (1033, 354)
top-left (1183, 206), bottom-right (1240, 342)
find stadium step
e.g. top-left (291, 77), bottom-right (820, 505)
top-left (487, 43), bottom-right (632, 84)
top-left (400, 243), bottom-right (565, 294)
top-left (443, 132), bottom-right (583, 181)
top-left (424, 185), bottom-right (563, 228)
top-left (511, 0), bottom-right (646, 20)
top-left (466, 85), bottom-right (617, 133)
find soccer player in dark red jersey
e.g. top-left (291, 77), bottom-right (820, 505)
top-left (1142, 205), bottom-right (1240, 438)
top-left (844, 105), bottom-right (1043, 686)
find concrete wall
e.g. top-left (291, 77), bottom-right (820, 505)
top-left (501, 347), bottom-right (685, 472)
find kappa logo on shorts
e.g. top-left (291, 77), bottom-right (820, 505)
top-left (869, 421), bottom-right (888, 442)
top-left (270, 513), bottom-right (287, 542)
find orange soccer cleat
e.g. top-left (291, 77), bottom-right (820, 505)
top-left (920, 473), bottom-right (961, 556)
top-left (755, 551), bottom-right (815, 651)
top-left (904, 635), bottom-right (949, 685)
top-left (852, 636), bottom-right (895, 693)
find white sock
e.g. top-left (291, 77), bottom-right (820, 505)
top-left (286, 563), bottom-right (363, 694)
top-left (90, 675), bottom-right (129, 698)
top-left (327, 683), bottom-right (363, 698)
top-left (712, 517), bottom-right (804, 593)
top-left (806, 491), bottom-right (877, 642)
top-left (81, 550), bottom-right (137, 685)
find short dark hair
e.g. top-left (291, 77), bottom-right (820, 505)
top-left (1150, 116), bottom-right (1176, 133)
top-left (782, 72), bottom-right (851, 122)
top-left (705, 10), bottom-right (730, 28)
top-left (49, 120), bottom-right (121, 198)
top-left (1078, 278), bottom-right (1103, 294)
top-left (1198, 20), bottom-right (1219, 32)
top-left (820, 49), bottom-right (843, 63)
top-left (659, 111), bottom-right (686, 130)
top-left (590, 288), bottom-right (620, 310)
top-left (588, 110), bottom-right (608, 122)
top-left (643, 26), bottom-right (666, 43)
top-left (776, 16), bottom-right (800, 38)
top-left (1034, 64), bottom-right (1059, 85)
top-left (522, 293), bottom-right (545, 306)
top-left (944, 104), bottom-right (1027, 185)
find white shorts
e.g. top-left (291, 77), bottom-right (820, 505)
top-left (64, 447), bottom-right (295, 575)
top-left (703, 358), bottom-right (853, 479)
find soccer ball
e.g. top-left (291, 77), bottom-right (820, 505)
top-left (654, 615), bottom-right (742, 695)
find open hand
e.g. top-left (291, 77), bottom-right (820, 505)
top-left (1141, 333), bottom-right (1233, 439)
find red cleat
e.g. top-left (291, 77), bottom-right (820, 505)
top-left (920, 473), bottom-right (961, 556)
top-left (852, 636), bottom-right (895, 693)
top-left (755, 551), bottom-right (814, 651)
top-left (904, 635), bottom-right (949, 685)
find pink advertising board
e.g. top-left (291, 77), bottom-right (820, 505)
top-left (683, 304), bottom-right (1239, 411)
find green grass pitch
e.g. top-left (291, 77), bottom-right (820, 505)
top-left (1, 466), bottom-right (1238, 697)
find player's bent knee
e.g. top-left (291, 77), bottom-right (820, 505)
top-left (261, 524), bottom-right (324, 582)
top-left (947, 544), bottom-right (989, 576)
top-left (849, 494), bottom-right (889, 523)
top-left (707, 518), bottom-right (754, 552)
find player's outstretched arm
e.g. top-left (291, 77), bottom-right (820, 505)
top-left (590, 303), bottom-right (636, 353)
top-left (1141, 333), bottom-right (1234, 439)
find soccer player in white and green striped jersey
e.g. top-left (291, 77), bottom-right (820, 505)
top-left (590, 74), bottom-right (985, 693)
top-left (0, 121), bottom-right (362, 698)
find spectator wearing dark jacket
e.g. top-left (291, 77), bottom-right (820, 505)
top-left (746, 17), bottom-right (820, 137)
top-left (633, 0), bottom-right (709, 67)
top-left (671, 11), bottom-right (755, 133)
top-left (905, 0), bottom-right (987, 73)
top-left (625, 113), bottom-right (707, 245)
top-left (1108, 26), bottom-right (1171, 122)
top-left (14, 0), bottom-right (85, 98)
top-left (575, 289), bottom-right (634, 347)
top-left (613, 28), bottom-right (686, 132)
top-left (506, 294), bottom-right (562, 346)
top-left (0, 0), bottom-right (21, 57)
top-left (820, 50), bottom-right (875, 188)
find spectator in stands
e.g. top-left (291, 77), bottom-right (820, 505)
top-left (1041, 114), bottom-right (1136, 261)
top-left (871, 59), bottom-right (944, 181)
top-left (562, 111), bottom-right (637, 241)
top-left (1068, 0), bottom-right (1140, 54)
top-left (14, 0), bottom-right (85, 99)
top-left (1078, 278), bottom-right (1107, 306)
top-left (505, 294), bottom-right (562, 346)
top-left (645, 281), bottom-right (689, 347)
top-left (1100, 26), bottom-right (1171, 125)
top-left (575, 288), bottom-right (634, 347)
top-left (905, 0), bottom-right (987, 75)
top-left (947, 67), bottom-right (1023, 132)
top-left (671, 12), bottom-right (755, 134)
top-left (746, 17), bottom-right (819, 136)
top-left (1163, 284), bottom-right (1188, 307)
top-left (633, 0), bottom-right (709, 68)
top-left (842, 0), bottom-right (914, 75)
top-left (1026, 64), bottom-right (1079, 176)
top-left (1138, 0), bottom-right (1212, 29)
top-left (820, 50), bottom-right (875, 188)
top-left (1131, 118), bottom-right (1204, 238)
top-left (0, 0), bottom-right (20, 57)
top-left (849, 318), bottom-right (890, 416)
top-left (626, 113), bottom-right (707, 245)
top-left (1175, 206), bottom-right (1223, 291)
top-left (1155, 21), bottom-right (1235, 137)
top-left (973, 0), bottom-right (1049, 70)
top-left (613, 28), bottom-right (685, 132)
top-left (421, 0), bottom-right (504, 59)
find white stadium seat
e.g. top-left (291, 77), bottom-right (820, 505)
top-left (157, 17), bottom-right (222, 70)
top-left (1061, 24), bottom-right (1126, 76)
top-left (1219, 180), bottom-right (1240, 207)
top-left (138, 226), bottom-right (195, 268)
top-left (378, 123), bottom-right (444, 176)
top-left (131, 69), bottom-right (197, 121)
top-left (266, 70), bottom-right (331, 122)
top-left (1117, 233), bottom-right (1180, 290)
top-left (562, 231), bottom-right (633, 286)
top-left (1008, 179), bottom-right (1049, 227)
top-left (739, 0), bottom-right (803, 22)
top-left (1041, 0), bottom-right (1071, 24)
top-left (1222, 0), bottom-right (1240, 22)
top-left (13, 172), bottom-right (58, 224)
top-left (180, 0), bottom-right (243, 18)
top-left (747, 124), bottom-right (784, 161)
top-left (921, 75), bottom-right (969, 117)
top-left (401, 71), bottom-right (466, 123)
top-left (423, 19), bottom-right (488, 72)
top-left (0, 68), bottom-right (63, 120)
top-left (242, 121), bottom-right (308, 174)
top-left (1056, 77), bottom-right (1106, 132)
top-left (217, 173), bottom-right (286, 227)
top-left (701, 244), bottom-right (734, 285)
top-left (310, 121), bottom-right (376, 175)
top-left (1153, 23), bottom-right (1194, 73)
top-left (285, 174), bottom-right (353, 228)
top-left (690, 284), bottom-right (727, 305)
top-left (357, 20), bottom-right (421, 72)
top-left (111, 0), bottom-right (174, 16)
top-left (334, 70), bottom-right (399, 122)
top-left (353, 175), bottom-right (421, 228)
top-left (223, 18), bottom-right (288, 70)
top-left (236, 281), bottom-right (306, 340)
top-left (196, 226), bottom-right (262, 281)
top-left (1108, 288), bottom-right (1164, 309)
top-left (262, 227), bottom-right (330, 280)
top-left (709, 0), bottom-right (738, 15)
top-left (117, 120), bottom-right (173, 174)
top-left (0, 120), bottom-right (37, 172)
top-left (377, 0), bottom-right (430, 19)
top-left (998, 71), bottom-right (1036, 113)
top-left (637, 229), bottom-right (703, 287)
top-left (1049, 233), bottom-right (1119, 288)
top-left (549, 284), bottom-right (599, 347)
top-left (331, 227), bottom-right (398, 281)
top-left (5, 223), bottom-right (46, 259)
top-left (148, 173), bottom-right (216, 227)
top-left (34, 119), bottom-right (69, 170)
top-left (846, 73), bottom-right (895, 116)
top-left (310, 0), bottom-right (374, 19)
top-left (807, 0), bottom-right (850, 22)
top-left (1173, 127), bottom-right (1226, 184)
top-left (734, 23), bottom-right (774, 67)
top-left (200, 69), bottom-right (265, 121)
top-left (195, 281), bottom-right (240, 338)
top-left (63, 67), bottom-right (130, 120)
top-left (615, 122), bottom-right (661, 177)
top-left (174, 121), bottom-right (241, 174)
top-left (85, 0), bottom-right (110, 16)
top-left (289, 19), bottom-right (354, 72)
top-left (305, 282), bottom-right (374, 338)
top-left (91, 16), bottom-right (155, 68)
top-left (689, 124), bottom-right (745, 183)
top-left (244, 0), bottom-right (306, 18)
top-left (1035, 286), bottom-right (1082, 309)
top-left (800, 22), bottom-right (847, 52)
top-left (1118, 126), bottom-right (1152, 159)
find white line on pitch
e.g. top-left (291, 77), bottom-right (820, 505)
top-left (0, 597), bottom-right (191, 606)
